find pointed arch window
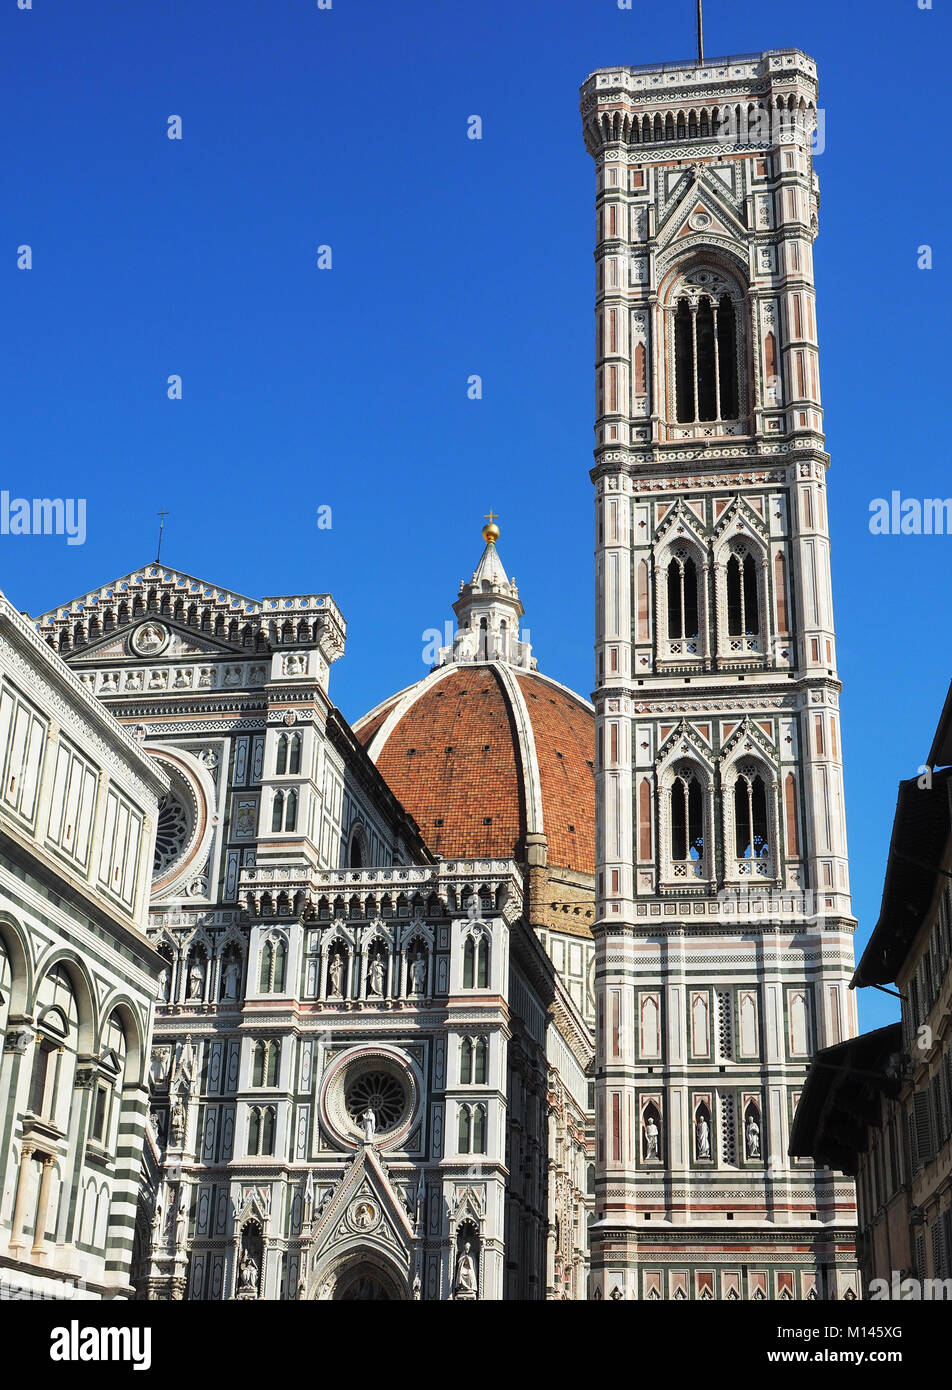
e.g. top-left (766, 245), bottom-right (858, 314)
top-left (473, 1038), bottom-right (487, 1084)
top-left (463, 933), bottom-right (489, 989)
top-left (271, 790), bottom-right (284, 833)
top-left (259, 937), bottom-right (287, 994)
top-left (734, 769), bottom-right (770, 858)
top-left (726, 550), bottom-right (760, 636)
top-left (248, 1106), bottom-right (261, 1154)
top-left (666, 551), bottom-right (699, 640)
top-left (261, 1106), bottom-right (276, 1156)
top-left (472, 1103), bottom-right (486, 1154)
top-left (252, 1039), bottom-right (280, 1087)
top-left (288, 734), bottom-right (302, 775)
top-left (673, 289), bottom-right (741, 424)
top-left (670, 767), bottom-right (704, 866)
top-left (275, 735), bottom-right (288, 775)
top-left (460, 1038), bottom-right (473, 1084)
top-left (284, 790), bottom-right (297, 833)
top-left (458, 1104), bottom-right (472, 1153)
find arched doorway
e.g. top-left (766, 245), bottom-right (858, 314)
top-left (334, 1266), bottom-right (395, 1301)
top-left (313, 1250), bottom-right (410, 1301)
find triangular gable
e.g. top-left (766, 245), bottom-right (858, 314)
top-left (308, 1145), bottom-right (415, 1265)
top-left (713, 493), bottom-right (769, 544)
top-left (68, 622), bottom-right (247, 663)
top-left (654, 496), bottom-right (710, 551)
top-left (657, 719), bottom-right (715, 771)
top-left (655, 167), bottom-right (748, 252)
top-left (720, 717), bottom-right (776, 764)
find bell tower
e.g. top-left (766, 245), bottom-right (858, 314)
top-left (581, 49), bottom-right (861, 1300)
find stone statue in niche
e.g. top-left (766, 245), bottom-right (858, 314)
top-left (746, 1114), bottom-right (761, 1158)
top-left (187, 963), bottom-right (204, 1001)
top-left (643, 1114), bottom-right (660, 1160)
top-left (221, 959), bottom-right (241, 1002)
top-left (174, 1189), bottom-right (188, 1249)
top-left (158, 965), bottom-right (171, 1002)
top-left (453, 1243), bottom-right (478, 1299)
top-left (695, 1114), bottom-right (711, 1159)
top-left (238, 1250), bottom-right (259, 1296)
top-left (368, 955), bottom-right (385, 997)
top-left (360, 1108), bottom-right (376, 1143)
top-left (169, 1095), bottom-right (187, 1144)
top-left (409, 952), bottom-right (426, 996)
top-left (328, 952), bottom-right (343, 998)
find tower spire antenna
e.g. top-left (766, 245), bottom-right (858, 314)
top-left (696, 0), bottom-right (704, 63)
top-left (155, 509), bottom-right (169, 565)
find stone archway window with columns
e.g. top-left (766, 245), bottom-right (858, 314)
top-left (655, 539), bottom-right (709, 665)
top-left (722, 758), bottom-right (781, 884)
top-left (658, 759), bottom-right (714, 889)
top-left (661, 260), bottom-right (749, 438)
top-left (714, 536), bottom-right (770, 663)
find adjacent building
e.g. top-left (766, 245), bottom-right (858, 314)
top-left (0, 592), bottom-right (166, 1300)
top-left (581, 48), bottom-right (861, 1299)
top-left (793, 686), bottom-right (952, 1294)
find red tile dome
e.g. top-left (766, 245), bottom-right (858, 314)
top-left (354, 663), bottom-right (595, 874)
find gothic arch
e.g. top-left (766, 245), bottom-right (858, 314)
top-left (719, 745), bottom-right (780, 883)
top-left (656, 749), bottom-right (715, 887)
top-left (653, 528), bottom-right (708, 662)
top-left (658, 254), bottom-right (749, 429)
top-left (310, 1246), bottom-right (410, 1301)
top-left (712, 526), bottom-right (770, 662)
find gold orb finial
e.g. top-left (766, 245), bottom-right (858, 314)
top-left (482, 508), bottom-right (499, 545)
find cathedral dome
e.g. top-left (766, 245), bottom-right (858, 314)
top-left (353, 528), bottom-right (595, 875)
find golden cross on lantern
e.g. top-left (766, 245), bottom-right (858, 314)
top-left (483, 508), bottom-right (499, 526)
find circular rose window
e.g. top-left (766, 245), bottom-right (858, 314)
top-left (345, 1071), bottom-right (406, 1131)
top-left (321, 1046), bottom-right (420, 1149)
top-left (154, 791), bottom-right (191, 875)
top-left (147, 751), bottom-right (211, 896)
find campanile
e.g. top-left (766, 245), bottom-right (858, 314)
top-left (581, 49), bottom-right (861, 1300)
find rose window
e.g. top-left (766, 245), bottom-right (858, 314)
top-left (154, 792), bottom-right (191, 876)
top-left (345, 1072), bottom-right (406, 1132)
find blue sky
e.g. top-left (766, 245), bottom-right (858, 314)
top-left (3, 0), bottom-right (949, 1032)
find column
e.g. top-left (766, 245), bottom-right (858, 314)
top-left (31, 1155), bottom-right (56, 1257)
top-left (8, 1143), bottom-right (35, 1253)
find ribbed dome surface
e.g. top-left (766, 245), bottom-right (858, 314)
top-left (354, 663), bottom-right (595, 873)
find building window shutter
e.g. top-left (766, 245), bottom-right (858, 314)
top-left (914, 1091), bottom-right (934, 1168)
